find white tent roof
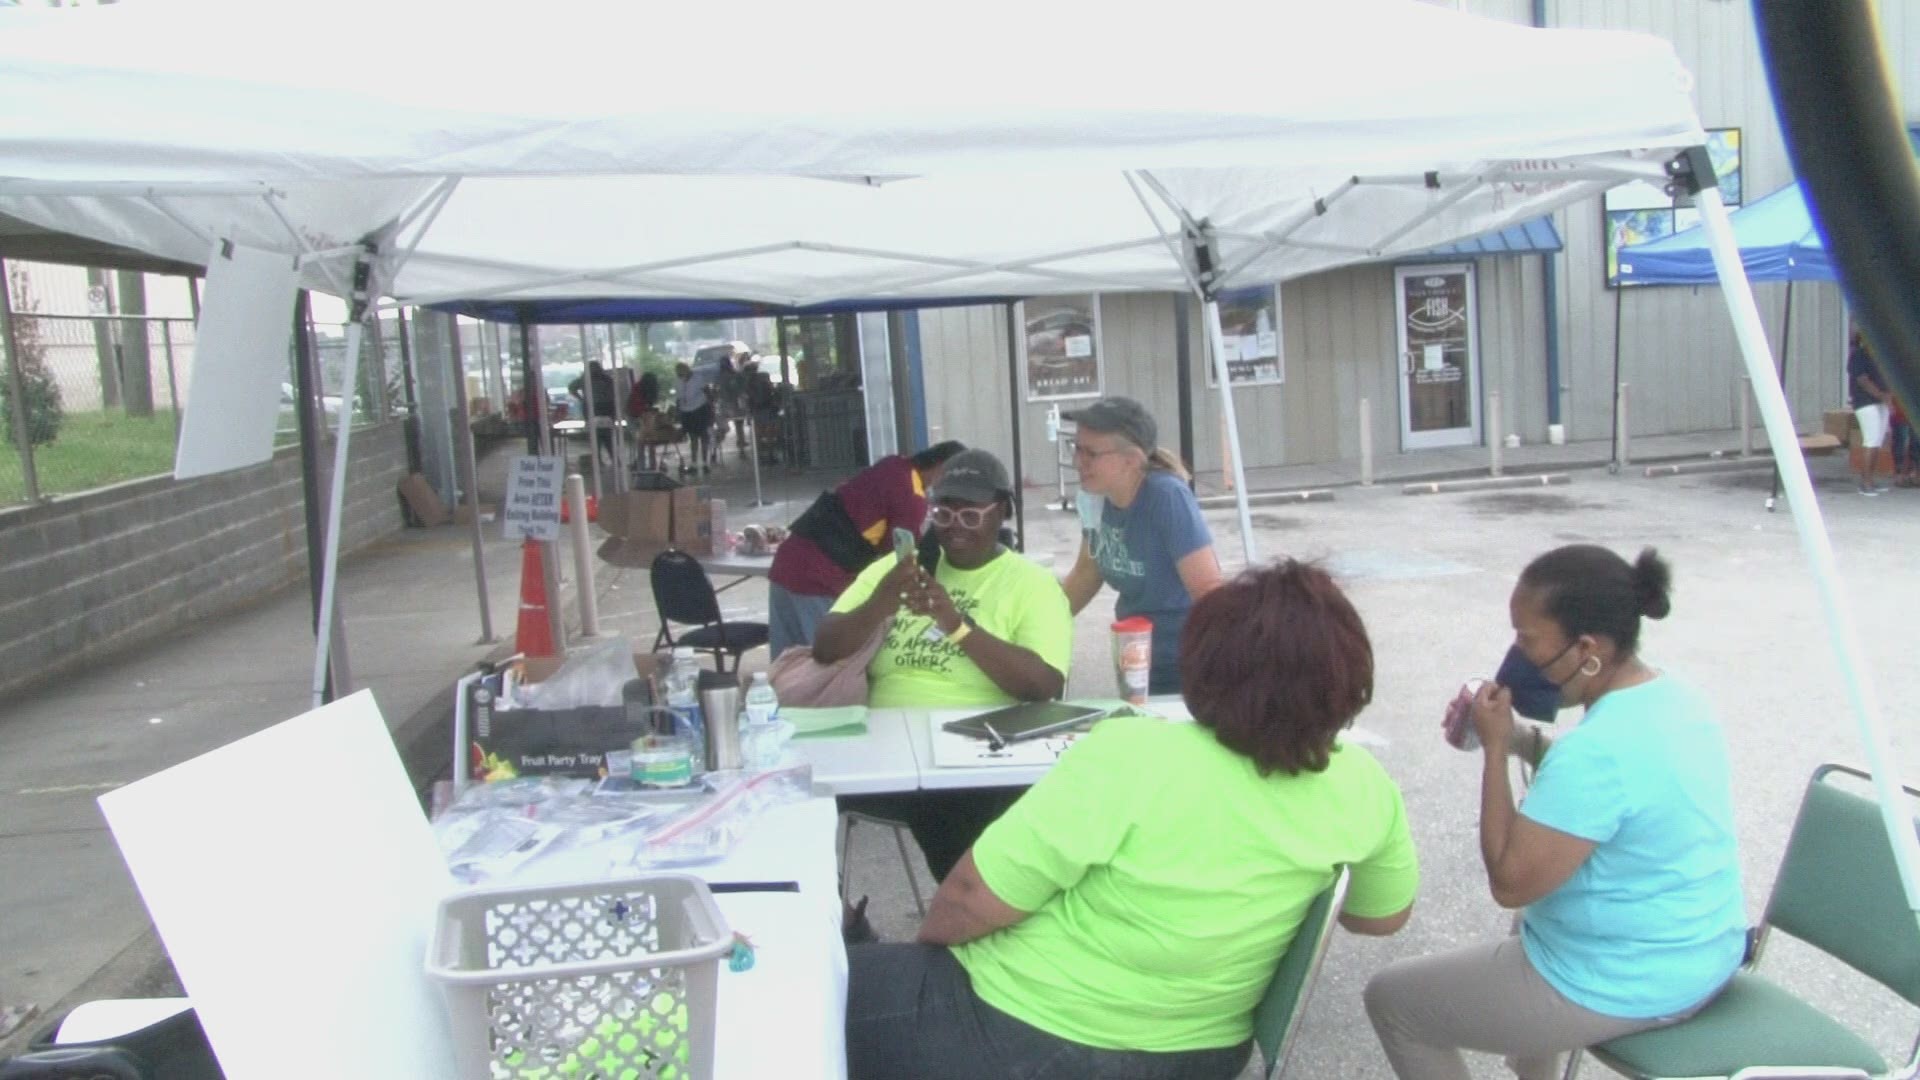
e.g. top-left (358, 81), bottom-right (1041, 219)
top-left (0, 0), bottom-right (1704, 303)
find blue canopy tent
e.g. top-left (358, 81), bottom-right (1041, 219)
top-left (1618, 182), bottom-right (1837, 504)
top-left (1616, 179), bottom-right (1833, 285)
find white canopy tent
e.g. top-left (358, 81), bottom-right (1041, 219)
top-left (3, 0), bottom-right (1915, 914)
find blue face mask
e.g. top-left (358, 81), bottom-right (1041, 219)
top-left (1495, 642), bottom-right (1572, 723)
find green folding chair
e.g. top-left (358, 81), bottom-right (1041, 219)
top-left (1569, 763), bottom-right (1920, 1080)
top-left (1250, 865), bottom-right (1351, 1079)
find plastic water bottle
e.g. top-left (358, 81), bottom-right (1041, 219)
top-left (665, 648), bottom-right (706, 770)
top-left (742, 673), bottom-right (782, 769)
top-left (744, 672), bottom-right (779, 728)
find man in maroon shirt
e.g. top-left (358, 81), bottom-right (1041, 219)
top-left (768, 441), bottom-right (966, 658)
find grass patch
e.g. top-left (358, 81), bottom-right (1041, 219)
top-left (0, 410), bottom-right (182, 505)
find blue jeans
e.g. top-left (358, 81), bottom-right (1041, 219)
top-left (846, 943), bottom-right (1251, 1080)
top-left (767, 582), bottom-right (836, 660)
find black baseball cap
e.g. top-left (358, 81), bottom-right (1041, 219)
top-left (1068, 397), bottom-right (1157, 452)
top-left (930, 448), bottom-right (1013, 503)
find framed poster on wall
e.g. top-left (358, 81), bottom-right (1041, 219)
top-left (1603, 127), bottom-right (1740, 287)
top-left (1206, 284), bottom-right (1284, 387)
top-left (1020, 294), bottom-right (1103, 401)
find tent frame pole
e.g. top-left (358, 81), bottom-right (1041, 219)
top-left (308, 247), bottom-right (377, 709)
top-left (1770, 279), bottom-right (1794, 504)
top-left (1696, 178), bottom-right (1920, 911)
top-left (1003, 303), bottom-right (1026, 552)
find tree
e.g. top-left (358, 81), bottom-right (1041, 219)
top-left (2, 265), bottom-right (65, 447)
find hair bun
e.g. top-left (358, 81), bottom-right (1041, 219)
top-left (1632, 547), bottom-right (1672, 620)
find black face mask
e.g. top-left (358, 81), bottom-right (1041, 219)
top-left (1495, 642), bottom-right (1574, 723)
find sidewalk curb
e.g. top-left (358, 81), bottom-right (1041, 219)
top-left (1195, 488), bottom-right (1335, 509)
top-left (1643, 457), bottom-right (1774, 478)
top-left (1402, 473), bottom-right (1572, 496)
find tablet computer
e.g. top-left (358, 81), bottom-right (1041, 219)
top-left (941, 701), bottom-right (1107, 744)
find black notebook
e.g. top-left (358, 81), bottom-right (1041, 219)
top-left (940, 701), bottom-right (1107, 744)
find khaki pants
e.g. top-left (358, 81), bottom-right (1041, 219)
top-left (1364, 936), bottom-right (1687, 1080)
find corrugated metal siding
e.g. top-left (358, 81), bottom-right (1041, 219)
top-left (1540, 0), bottom-right (1854, 439)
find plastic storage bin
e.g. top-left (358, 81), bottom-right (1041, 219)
top-left (427, 873), bottom-right (731, 1079)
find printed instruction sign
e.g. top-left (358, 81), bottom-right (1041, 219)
top-left (503, 456), bottom-right (564, 540)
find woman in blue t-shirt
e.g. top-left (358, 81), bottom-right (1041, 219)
top-left (1059, 397), bottom-right (1222, 695)
top-left (1365, 545), bottom-right (1746, 1080)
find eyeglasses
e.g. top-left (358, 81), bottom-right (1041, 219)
top-left (929, 505), bottom-right (994, 529)
top-left (1070, 439), bottom-right (1131, 461)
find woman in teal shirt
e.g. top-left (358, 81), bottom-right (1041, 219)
top-left (844, 560), bottom-right (1419, 1079)
top-left (1366, 545), bottom-right (1746, 1080)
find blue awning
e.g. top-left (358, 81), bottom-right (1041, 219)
top-left (1403, 215), bottom-right (1563, 262)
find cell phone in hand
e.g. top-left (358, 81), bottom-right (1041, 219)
top-left (893, 526), bottom-right (916, 564)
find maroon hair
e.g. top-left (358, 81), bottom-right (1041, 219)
top-left (1178, 559), bottom-right (1374, 775)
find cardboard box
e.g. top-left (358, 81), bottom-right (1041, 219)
top-left (397, 473), bottom-right (449, 527)
top-left (1823, 408), bottom-right (1858, 447)
top-left (599, 490), bottom-right (676, 542)
top-left (673, 494), bottom-right (724, 555)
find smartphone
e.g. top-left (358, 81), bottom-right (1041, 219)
top-left (892, 526), bottom-right (916, 564)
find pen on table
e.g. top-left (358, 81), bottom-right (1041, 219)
top-left (982, 720), bottom-right (1006, 752)
top-left (706, 881), bottom-right (801, 894)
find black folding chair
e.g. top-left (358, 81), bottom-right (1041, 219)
top-left (649, 550), bottom-right (768, 673)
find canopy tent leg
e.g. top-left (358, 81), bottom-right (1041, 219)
top-left (578, 323), bottom-right (604, 502)
top-left (1696, 183), bottom-right (1920, 911)
top-left (307, 262), bottom-right (371, 709)
top-left (1121, 169), bottom-right (1259, 566)
top-left (1003, 302), bottom-right (1026, 551)
top-left (1201, 300), bottom-right (1258, 564)
top-left (446, 315), bottom-right (495, 644)
top-left (293, 291), bottom-right (348, 704)
top-left (1769, 279), bottom-right (1794, 506)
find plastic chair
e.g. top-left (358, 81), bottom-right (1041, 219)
top-left (649, 549), bottom-right (768, 673)
top-left (840, 811), bottom-right (928, 917)
top-left (1250, 866), bottom-right (1350, 1079)
top-left (1567, 763), bottom-right (1920, 1080)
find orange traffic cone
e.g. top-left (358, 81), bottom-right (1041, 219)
top-left (515, 539), bottom-right (557, 658)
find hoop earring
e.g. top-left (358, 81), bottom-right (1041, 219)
top-left (1579, 655), bottom-right (1603, 678)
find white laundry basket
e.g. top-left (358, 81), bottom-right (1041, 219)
top-left (427, 873), bottom-right (731, 1079)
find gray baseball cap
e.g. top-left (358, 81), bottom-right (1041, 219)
top-left (930, 448), bottom-right (1013, 503)
top-left (1068, 396), bottom-right (1157, 452)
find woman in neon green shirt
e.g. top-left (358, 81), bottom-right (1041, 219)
top-left (844, 560), bottom-right (1420, 1079)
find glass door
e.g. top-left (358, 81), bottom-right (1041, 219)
top-left (1395, 263), bottom-right (1481, 450)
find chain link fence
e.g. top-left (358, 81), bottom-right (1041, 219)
top-left (1, 301), bottom-right (403, 508)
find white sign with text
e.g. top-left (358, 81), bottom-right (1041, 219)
top-left (502, 455), bottom-right (564, 540)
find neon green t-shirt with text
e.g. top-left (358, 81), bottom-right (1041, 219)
top-left (828, 549), bottom-right (1073, 708)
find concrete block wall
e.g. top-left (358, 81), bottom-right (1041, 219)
top-left (0, 421), bottom-right (407, 698)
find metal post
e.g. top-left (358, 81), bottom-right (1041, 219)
top-left (606, 323), bottom-right (629, 497)
top-left (1173, 295), bottom-right (1195, 473)
top-left (1770, 280), bottom-right (1796, 503)
top-left (521, 324), bottom-right (566, 653)
top-left (566, 474), bottom-right (600, 638)
top-left (1616, 382), bottom-right (1632, 467)
top-left (1608, 284), bottom-right (1625, 469)
top-left (160, 319), bottom-right (182, 452)
top-left (1358, 396), bottom-right (1374, 487)
top-left (0, 259), bottom-right (40, 502)
top-left (1488, 389), bottom-right (1504, 477)
top-left (1002, 303), bottom-right (1026, 551)
top-left (776, 317), bottom-right (796, 470)
top-left (293, 292), bottom-right (330, 701)
top-left (445, 315), bottom-right (495, 643)
top-left (396, 308), bottom-right (423, 475)
top-left (1741, 376), bottom-right (1754, 457)
top-left (747, 396), bottom-right (765, 506)
top-left (1202, 299), bottom-right (1258, 563)
top-left (577, 323), bottom-right (604, 502)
